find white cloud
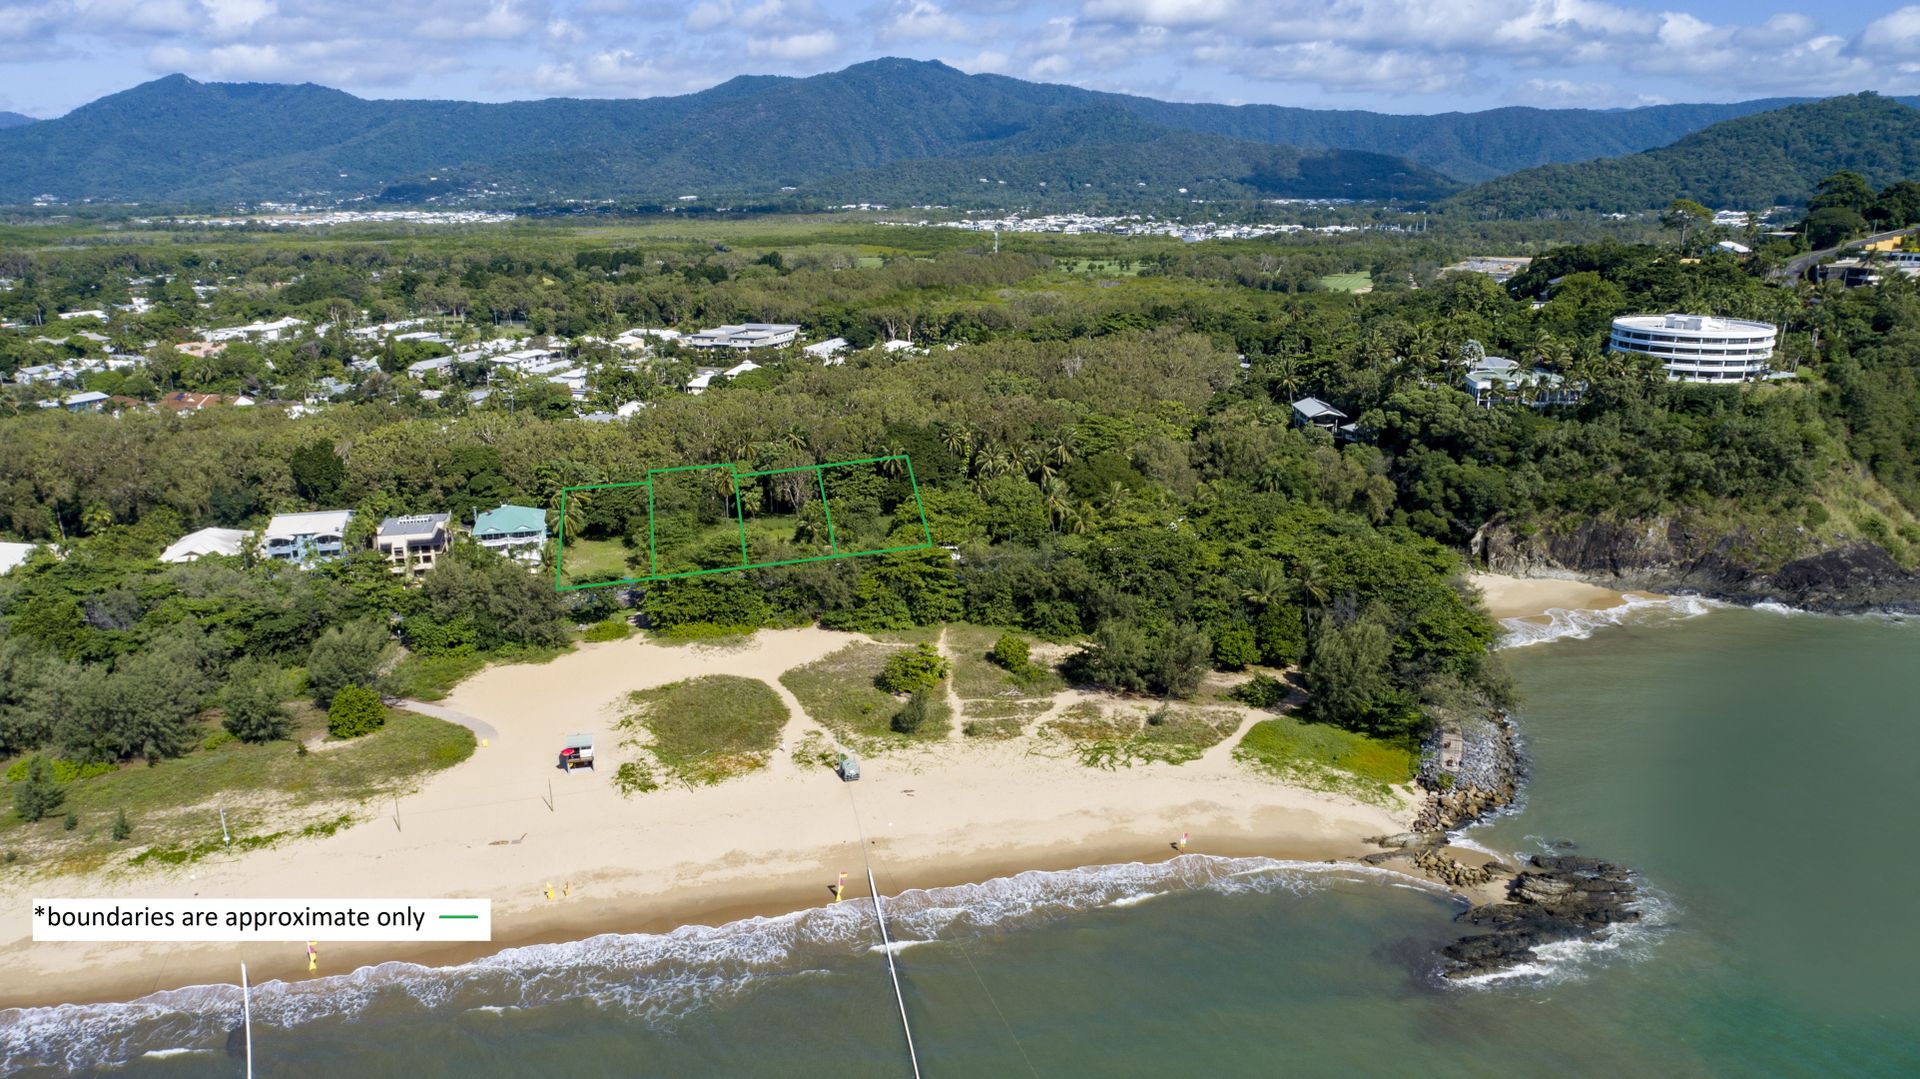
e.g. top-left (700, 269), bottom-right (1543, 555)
top-left (200, 0), bottom-right (274, 35)
top-left (1858, 6), bottom-right (1920, 57)
top-left (748, 29), bottom-right (839, 60)
top-left (1198, 39), bottom-right (1471, 94)
top-left (881, 0), bottom-right (974, 41)
top-left (1508, 78), bottom-right (1665, 109)
top-left (416, 0), bottom-right (536, 41)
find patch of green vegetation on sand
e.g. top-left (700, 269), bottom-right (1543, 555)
top-left (616, 675), bottom-right (788, 790)
top-left (1233, 716), bottom-right (1416, 807)
top-left (1040, 702), bottom-right (1240, 769)
top-left (779, 642), bottom-right (951, 752)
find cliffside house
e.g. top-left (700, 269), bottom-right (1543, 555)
top-left (260, 510), bottom-right (353, 565)
top-left (1291, 396), bottom-right (1348, 432)
top-left (1462, 366), bottom-right (1584, 408)
top-left (474, 504), bottom-right (547, 563)
top-left (376, 513), bottom-right (452, 577)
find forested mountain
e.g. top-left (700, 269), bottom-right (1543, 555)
top-left (1451, 94), bottom-right (1920, 216)
top-left (0, 112), bottom-right (33, 129)
top-left (0, 58), bottom-right (1874, 206)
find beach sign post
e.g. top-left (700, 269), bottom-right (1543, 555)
top-left (834, 871), bottom-right (846, 903)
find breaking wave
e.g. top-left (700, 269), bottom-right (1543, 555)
top-left (0, 856), bottom-right (1444, 1074)
top-left (1446, 883), bottom-right (1677, 991)
top-left (1497, 593), bottom-right (1724, 649)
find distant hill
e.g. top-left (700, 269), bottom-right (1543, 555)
top-left (0, 60), bottom-right (1894, 206)
top-left (1449, 94), bottom-right (1920, 216)
top-left (0, 112), bottom-right (33, 129)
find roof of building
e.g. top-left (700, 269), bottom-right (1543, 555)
top-left (474, 504), bottom-right (546, 537)
top-left (1611, 314), bottom-right (1777, 335)
top-left (376, 513), bottom-right (451, 540)
top-left (64, 390), bottom-right (110, 405)
top-left (262, 510), bottom-right (354, 540)
top-left (0, 541), bottom-right (37, 575)
top-left (1291, 396), bottom-right (1346, 419)
top-left (159, 526), bottom-right (250, 563)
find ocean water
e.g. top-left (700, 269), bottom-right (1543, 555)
top-left (6, 604), bottom-right (1920, 1076)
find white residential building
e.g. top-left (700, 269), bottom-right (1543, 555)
top-left (684, 323), bottom-right (799, 349)
top-left (160, 526), bottom-right (250, 563)
top-left (803, 337), bottom-right (848, 363)
top-left (1462, 367), bottom-right (1584, 408)
top-left (260, 510), bottom-right (354, 564)
top-left (1608, 314), bottom-right (1779, 383)
top-left (375, 513), bottom-right (451, 577)
top-left (204, 316), bottom-right (308, 343)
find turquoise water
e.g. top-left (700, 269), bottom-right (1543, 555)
top-left (6, 605), bottom-right (1920, 1076)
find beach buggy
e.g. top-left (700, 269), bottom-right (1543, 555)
top-left (558, 733), bottom-right (596, 771)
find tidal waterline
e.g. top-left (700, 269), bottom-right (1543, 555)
top-left (10, 606), bottom-right (1919, 1076)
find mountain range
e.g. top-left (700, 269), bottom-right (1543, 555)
top-left (0, 59), bottom-right (1912, 212)
top-left (0, 112), bottom-right (33, 129)
top-left (1448, 94), bottom-right (1920, 216)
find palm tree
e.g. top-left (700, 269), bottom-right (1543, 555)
top-left (1042, 479), bottom-right (1074, 534)
top-left (1098, 480), bottom-right (1129, 517)
top-left (1241, 563), bottom-right (1290, 609)
top-left (1046, 431), bottom-right (1078, 468)
top-left (878, 446), bottom-right (907, 477)
top-left (549, 488), bottom-right (590, 543)
top-left (943, 423), bottom-right (976, 466)
top-left (1292, 559), bottom-right (1331, 611)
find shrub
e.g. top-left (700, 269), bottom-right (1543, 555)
top-left (989, 633), bottom-right (1031, 672)
top-left (6, 757), bottom-right (115, 784)
top-left (877, 643), bottom-right (950, 694)
top-left (111, 808), bottom-right (131, 840)
top-left (202, 730), bottom-right (236, 752)
top-left (11, 756), bottom-right (65, 822)
top-left (1230, 673), bottom-right (1287, 709)
top-left (892, 689), bottom-right (932, 734)
top-left (63, 810), bottom-right (77, 831)
top-left (221, 658), bottom-right (292, 743)
top-left (327, 685), bottom-right (388, 739)
top-left (584, 618), bottom-right (632, 642)
top-left (307, 620), bottom-right (394, 707)
top-left (1212, 622), bottom-right (1261, 670)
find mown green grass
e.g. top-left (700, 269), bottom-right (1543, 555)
top-left (559, 536), bottom-right (641, 582)
top-left (1041, 703), bottom-right (1240, 769)
top-left (1318, 271), bottom-right (1373, 292)
top-left (616, 675), bottom-right (788, 790)
top-left (1232, 716), bottom-right (1417, 806)
top-left (0, 709), bottom-right (475, 874)
top-left (779, 642), bottom-right (951, 751)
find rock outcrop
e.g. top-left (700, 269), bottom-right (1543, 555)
top-left (1439, 855), bottom-right (1641, 980)
top-left (1476, 517), bottom-right (1920, 613)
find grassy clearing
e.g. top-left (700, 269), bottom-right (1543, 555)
top-left (946, 624), bottom-right (1063, 702)
top-left (961, 718), bottom-right (1025, 739)
top-left (615, 675), bottom-right (788, 791)
top-left (560, 536), bottom-right (641, 582)
top-left (1039, 702), bottom-right (1240, 769)
top-left (0, 709), bottom-right (475, 876)
top-left (1319, 271), bottom-right (1373, 293)
top-left (1232, 716), bottom-right (1417, 807)
top-left (779, 642), bottom-right (951, 751)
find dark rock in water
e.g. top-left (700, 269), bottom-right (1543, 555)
top-left (1438, 854), bottom-right (1641, 980)
top-left (1551, 839), bottom-right (1577, 850)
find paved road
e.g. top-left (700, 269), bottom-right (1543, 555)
top-left (1776, 226), bottom-right (1919, 282)
top-left (393, 698), bottom-right (500, 744)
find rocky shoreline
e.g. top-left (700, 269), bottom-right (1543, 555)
top-left (1477, 520), bottom-right (1920, 614)
top-left (1365, 710), bottom-right (1645, 982)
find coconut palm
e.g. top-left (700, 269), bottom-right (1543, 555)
top-left (1292, 558), bottom-right (1331, 610)
top-left (1241, 563), bottom-right (1291, 609)
top-left (1042, 479), bottom-right (1074, 534)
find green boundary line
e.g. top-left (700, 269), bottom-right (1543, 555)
top-left (553, 454), bottom-right (931, 592)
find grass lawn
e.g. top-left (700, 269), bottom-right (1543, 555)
top-left (946, 624), bottom-right (1063, 702)
top-left (1232, 716), bottom-right (1417, 806)
top-left (779, 642), bottom-right (951, 751)
top-left (1040, 702), bottom-right (1240, 769)
top-left (384, 643), bottom-right (575, 701)
top-left (0, 707), bottom-right (475, 876)
top-left (560, 536), bottom-right (642, 583)
top-left (616, 675), bottom-right (788, 791)
top-left (1318, 271), bottom-right (1373, 293)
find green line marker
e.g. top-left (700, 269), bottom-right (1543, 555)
top-left (438, 914), bottom-right (478, 919)
top-left (552, 455), bottom-right (931, 592)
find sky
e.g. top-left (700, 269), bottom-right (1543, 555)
top-left (5, 0), bottom-right (1920, 118)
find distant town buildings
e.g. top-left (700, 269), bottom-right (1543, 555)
top-left (1608, 314), bottom-right (1780, 383)
top-left (1442, 257), bottom-right (1532, 283)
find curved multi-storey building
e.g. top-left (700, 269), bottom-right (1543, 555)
top-left (1607, 314), bottom-right (1779, 383)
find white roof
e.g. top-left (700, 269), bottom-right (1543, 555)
top-left (881, 339), bottom-right (916, 352)
top-left (0, 541), bottom-right (37, 575)
top-left (723, 359), bottom-right (761, 377)
top-left (159, 527), bottom-right (249, 563)
top-left (262, 510), bottom-right (353, 540)
top-left (1612, 314), bottom-right (1777, 336)
top-left (803, 337), bottom-right (848, 356)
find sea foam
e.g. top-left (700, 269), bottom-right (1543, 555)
top-left (1497, 592), bottom-right (1723, 649)
top-left (0, 856), bottom-right (1443, 1074)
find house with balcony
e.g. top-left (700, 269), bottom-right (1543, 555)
top-left (260, 510), bottom-right (354, 565)
top-left (474, 504), bottom-right (547, 563)
top-left (375, 513), bottom-right (452, 577)
top-left (1462, 366), bottom-right (1584, 409)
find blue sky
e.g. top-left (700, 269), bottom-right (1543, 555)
top-left (5, 0), bottom-right (1920, 118)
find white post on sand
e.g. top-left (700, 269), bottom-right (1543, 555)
top-left (239, 961), bottom-right (254, 1079)
top-left (219, 807), bottom-right (231, 849)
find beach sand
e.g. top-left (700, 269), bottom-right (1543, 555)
top-left (0, 628), bottom-right (1411, 1010)
top-left (1470, 573), bottom-right (1655, 621)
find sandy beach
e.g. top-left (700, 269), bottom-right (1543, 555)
top-left (0, 628), bottom-right (1411, 1010)
top-left (1470, 572), bottom-right (1659, 621)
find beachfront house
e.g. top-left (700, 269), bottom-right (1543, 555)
top-left (260, 510), bottom-right (354, 565)
top-left (159, 526), bottom-right (250, 563)
top-left (375, 513), bottom-right (452, 577)
top-left (474, 504), bottom-right (547, 563)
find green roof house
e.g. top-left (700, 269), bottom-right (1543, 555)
top-left (474, 504), bottom-right (547, 563)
